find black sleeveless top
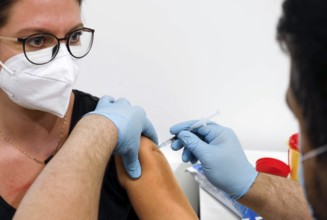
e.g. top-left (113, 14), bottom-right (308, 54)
top-left (0, 90), bottom-right (138, 220)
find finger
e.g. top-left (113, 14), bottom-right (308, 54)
top-left (196, 123), bottom-right (225, 141)
top-left (142, 119), bottom-right (158, 144)
top-left (178, 130), bottom-right (208, 160)
top-left (195, 122), bottom-right (222, 135)
top-left (171, 139), bottom-right (184, 151)
top-left (121, 152), bottom-right (142, 179)
top-left (182, 147), bottom-right (195, 163)
top-left (97, 95), bottom-right (115, 106)
top-left (189, 153), bottom-right (199, 164)
top-left (169, 120), bottom-right (199, 135)
top-left (178, 130), bottom-right (203, 151)
top-left (115, 98), bottom-right (131, 105)
top-left (182, 146), bottom-right (198, 164)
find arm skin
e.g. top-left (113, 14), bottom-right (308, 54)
top-left (238, 173), bottom-right (311, 220)
top-left (116, 137), bottom-right (199, 220)
top-left (13, 114), bottom-right (118, 220)
top-left (13, 118), bottom-right (197, 220)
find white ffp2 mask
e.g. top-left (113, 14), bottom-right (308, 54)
top-left (0, 46), bottom-right (79, 118)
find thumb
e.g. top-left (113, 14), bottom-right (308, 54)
top-left (97, 95), bottom-right (115, 107)
top-left (121, 149), bottom-right (142, 179)
top-left (142, 119), bottom-right (158, 144)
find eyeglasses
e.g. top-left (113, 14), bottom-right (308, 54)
top-left (0, 27), bottom-right (95, 65)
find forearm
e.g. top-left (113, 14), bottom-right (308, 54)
top-left (238, 172), bottom-right (311, 220)
top-left (14, 115), bottom-right (118, 220)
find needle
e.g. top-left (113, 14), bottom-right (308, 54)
top-left (158, 110), bottom-right (220, 148)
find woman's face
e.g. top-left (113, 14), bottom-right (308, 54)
top-left (0, 0), bottom-right (83, 64)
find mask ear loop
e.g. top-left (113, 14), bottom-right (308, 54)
top-left (0, 60), bottom-right (15, 97)
top-left (0, 60), bottom-right (14, 75)
top-left (302, 144), bottom-right (327, 161)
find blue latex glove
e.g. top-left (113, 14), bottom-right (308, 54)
top-left (87, 96), bottom-right (158, 179)
top-left (170, 121), bottom-right (258, 200)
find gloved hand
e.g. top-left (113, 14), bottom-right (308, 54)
top-left (170, 121), bottom-right (258, 200)
top-left (87, 96), bottom-right (158, 179)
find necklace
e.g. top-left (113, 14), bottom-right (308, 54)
top-left (0, 115), bottom-right (67, 165)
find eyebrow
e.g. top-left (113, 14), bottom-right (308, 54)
top-left (15, 23), bottom-right (84, 37)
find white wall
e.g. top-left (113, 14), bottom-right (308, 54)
top-left (76, 0), bottom-right (297, 158)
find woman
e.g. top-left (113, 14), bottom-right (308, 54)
top-left (0, 0), bottom-right (198, 219)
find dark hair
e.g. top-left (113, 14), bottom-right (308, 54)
top-left (278, 3), bottom-right (327, 217)
top-left (277, 0), bottom-right (327, 150)
top-left (0, 0), bottom-right (83, 28)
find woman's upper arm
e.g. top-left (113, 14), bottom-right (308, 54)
top-left (115, 137), bottom-right (198, 220)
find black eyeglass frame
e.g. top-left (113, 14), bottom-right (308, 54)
top-left (14, 27), bottom-right (95, 65)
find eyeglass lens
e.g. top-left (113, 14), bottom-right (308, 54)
top-left (24, 28), bottom-right (94, 64)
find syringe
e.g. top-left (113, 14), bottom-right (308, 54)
top-left (158, 110), bottom-right (220, 148)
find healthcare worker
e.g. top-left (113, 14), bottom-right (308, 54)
top-left (171, 0), bottom-right (326, 219)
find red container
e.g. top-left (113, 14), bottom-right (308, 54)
top-left (288, 133), bottom-right (300, 181)
top-left (256, 157), bottom-right (290, 178)
top-left (289, 133), bottom-right (299, 151)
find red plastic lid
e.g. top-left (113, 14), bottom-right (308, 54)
top-left (289, 133), bottom-right (299, 151)
top-left (255, 157), bottom-right (290, 178)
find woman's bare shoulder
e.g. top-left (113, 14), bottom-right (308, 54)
top-left (115, 136), bottom-right (172, 188)
top-left (114, 136), bottom-right (198, 219)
